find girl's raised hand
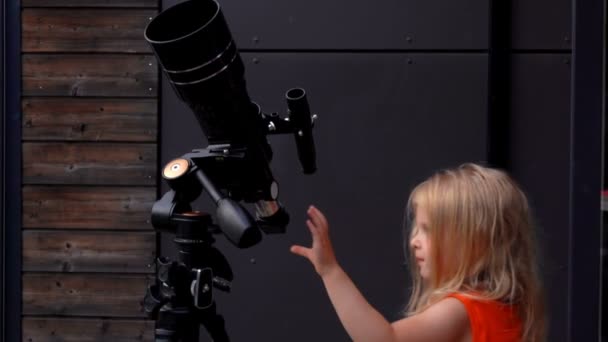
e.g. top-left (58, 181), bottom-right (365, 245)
top-left (290, 205), bottom-right (339, 277)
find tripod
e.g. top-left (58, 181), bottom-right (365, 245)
top-left (144, 211), bottom-right (233, 342)
top-left (142, 141), bottom-right (293, 342)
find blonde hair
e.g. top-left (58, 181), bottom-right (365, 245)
top-left (405, 163), bottom-right (545, 342)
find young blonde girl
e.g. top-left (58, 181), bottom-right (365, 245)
top-left (291, 163), bottom-right (545, 342)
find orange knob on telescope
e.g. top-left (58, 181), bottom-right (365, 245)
top-left (163, 158), bottom-right (190, 180)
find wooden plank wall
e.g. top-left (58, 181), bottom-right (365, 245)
top-left (21, 0), bottom-right (159, 340)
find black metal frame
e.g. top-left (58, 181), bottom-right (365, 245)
top-left (2, 0), bottom-right (22, 338)
top-left (0, 2), bottom-right (4, 338)
top-left (486, 0), bottom-right (511, 169)
top-left (569, 0), bottom-right (605, 340)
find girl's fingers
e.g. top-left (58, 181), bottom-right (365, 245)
top-left (290, 245), bottom-right (312, 260)
top-left (308, 206), bottom-right (327, 231)
top-left (310, 205), bottom-right (328, 227)
top-left (308, 220), bottom-right (330, 246)
top-left (307, 206), bottom-right (320, 224)
top-left (306, 219), bottom-right (319, 236)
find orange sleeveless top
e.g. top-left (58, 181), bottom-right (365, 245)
top-left (447, 293), bottom-right (522, 342)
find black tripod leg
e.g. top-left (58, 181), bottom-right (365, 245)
top-left (156, 306), bottom-right (200, 342)
top-left (155, 307), bottom-right (178, 342)
top-left (178, 316), bottom-right (201, 342)
top-left (199, 303), bottom-right (230, 342)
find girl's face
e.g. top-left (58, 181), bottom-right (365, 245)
top-left (410, 206), bottom-right (432, 280)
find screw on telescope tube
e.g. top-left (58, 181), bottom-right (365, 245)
top-left (268, 122), bottom-right (276, 132)
top-left (298, 130), bottom-right (304, 137)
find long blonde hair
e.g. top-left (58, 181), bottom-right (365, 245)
top-left (405, 163), bottom-right (545, 342)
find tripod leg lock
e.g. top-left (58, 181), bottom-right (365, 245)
top-left (144, 284), bottom-right (167, 318)
top-left (192, 268), bottom-right (214, 309)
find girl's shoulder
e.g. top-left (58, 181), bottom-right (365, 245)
top-left (446, 292), bottom-right (522, 342)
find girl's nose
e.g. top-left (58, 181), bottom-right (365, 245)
top-left (410, 235), bottom-right (419, 249)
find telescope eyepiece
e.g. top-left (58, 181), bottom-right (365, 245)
top-left (287, 88), bottom-right (317, 174)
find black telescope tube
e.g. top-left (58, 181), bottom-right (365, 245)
top-left (144, 0), bottom-right (230, 73)
top-left (287, 88), bottom-right (317, 174)
top-left (144, 0), bottom-right (264, 147)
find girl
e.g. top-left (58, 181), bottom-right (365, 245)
top-left (291, 163), bottom-right (545, 342)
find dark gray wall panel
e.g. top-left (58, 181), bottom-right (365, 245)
top-left (511, 0), bottom-right (572, 50)
top-left (161, 0), bottom-right (489, 50)
top-left (161, 53), bottom-right (488, 341)
top-left (509, 53), bottom-right (571, 341)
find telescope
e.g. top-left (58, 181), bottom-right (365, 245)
top-left (141, 0), bottom-right (318, 341)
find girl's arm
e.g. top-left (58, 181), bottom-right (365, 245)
top-left (290, 206), bottom-right (469, 342)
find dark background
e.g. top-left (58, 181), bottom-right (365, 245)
top-left (158, 0), bottom-right (586, 341)
top-left (1, 0), bottom-right (600, 339)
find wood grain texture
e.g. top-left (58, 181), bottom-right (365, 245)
top-left (23, 317), bottom-right (154, 342)
top-left (23, 186), bottom-right (156, 229)
top-left (23, 54), bottom-right (158, 97)
top-left (23, 273), bottom-right (152, 317)
top-left (23, 9), bottom-right (156, 53)
top-left (23, 0), bottom-right (157, 8)
top-left (20, 0), bottom-right (162, 332)
top-left (23, 230), bottom-right (155, 273)
top-left (22, 98), bottom-right (157, 142)
top-left (23, 142), bottom-right (156, 185)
